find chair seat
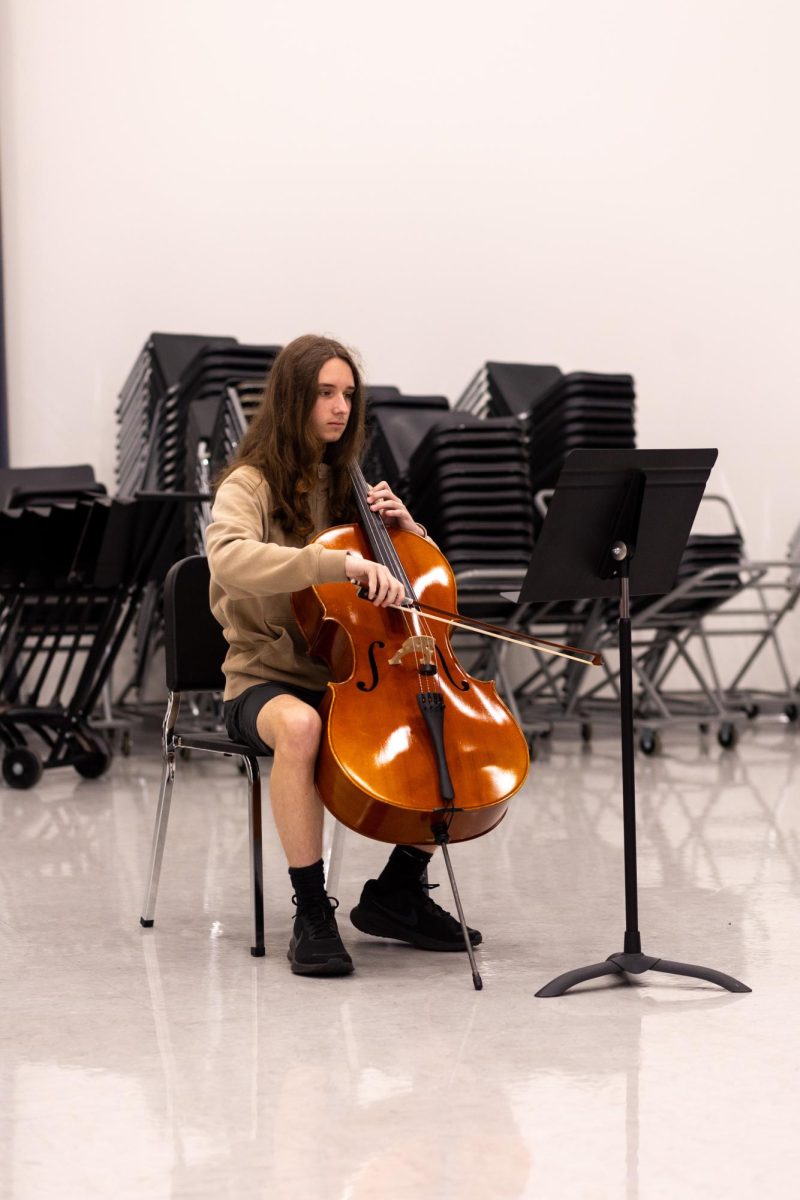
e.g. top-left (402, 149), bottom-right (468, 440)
top-left (175, 730), bottom-right (271, 758)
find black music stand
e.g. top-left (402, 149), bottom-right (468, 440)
top-left (513, 449), bottom-right (751, 997)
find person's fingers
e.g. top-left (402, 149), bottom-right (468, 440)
top-left (376, 566), bottom-right (391, 604)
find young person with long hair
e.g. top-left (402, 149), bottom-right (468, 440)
top-left (207, 334), bottom-right (480, 976)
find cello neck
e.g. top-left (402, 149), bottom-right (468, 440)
top-left (349, 464), bottom-right (417, 603)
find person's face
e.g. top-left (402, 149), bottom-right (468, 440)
top-left (309, 357), bottom-right (354, 445)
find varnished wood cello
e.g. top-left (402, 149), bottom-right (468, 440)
top-left (292, 465), bottom-right (600, 847)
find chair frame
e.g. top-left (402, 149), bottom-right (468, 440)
top-left (138, 554), bottom-right (268, 955)
top-left (138, 554), bottom-right (345, 957)
top-left (140, 688), bottom-right (266, 955)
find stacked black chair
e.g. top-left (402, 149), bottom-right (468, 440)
top-left (206, 377), bottom-right (271, 482)
top-left (169, 342), bottom-right (280, 492)
top-left (117, 333), bottom-right (230, 495)
top-left (457, 361), bottom-right (564, 418)
top-left (527, 371), bottom-right (637, 504)
top-left (362, 388), bottom-right (451, 497)
top-left (633, 531), bottom-right (745, 621)
top-left (406, 413), bottom-right (534, 616)
top-left (116, 333), bottom-right (280, 497)
top-left (115, 334), bottom-right (283, 701)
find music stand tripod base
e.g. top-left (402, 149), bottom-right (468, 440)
top-left (536, 951), bottom-right (751, 997)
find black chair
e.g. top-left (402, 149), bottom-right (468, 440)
top-left (139, 555), bottom-right (267, 955)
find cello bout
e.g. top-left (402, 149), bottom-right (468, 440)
top-left (292, 522), bottom-right (530, 846)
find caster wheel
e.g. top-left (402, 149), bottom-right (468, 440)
top-left (639, 730), bottom-right (661, 756)
top-left (527, 735), bottom-right (538, 762)
top-left (744, 705), bottom-right (759, 720)
top-left (784, 703), bottom-right (798, 723)
top-left (698, 722), bottom-right (710, 734)
top-left (75, 748), bottom-right (112, 778)
top-left (3, 747), bottom-right (44, 789)
top-left (580, 723), bottom-right (593, 744)
top-left (121, 730), bottom-right (133, 756)
top-left (717, 722), bottom-right (738, 749)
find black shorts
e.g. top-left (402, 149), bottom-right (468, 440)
top-left (223, 681), bottom-right (327, 756)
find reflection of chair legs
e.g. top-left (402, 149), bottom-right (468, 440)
top-left (139, 691), bottom-right (266, 956)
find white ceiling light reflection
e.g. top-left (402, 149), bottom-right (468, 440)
top-left (375, 726), bottom-right (412, 766)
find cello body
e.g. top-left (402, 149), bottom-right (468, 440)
top-left (291, 524), bottom-right (530, 845)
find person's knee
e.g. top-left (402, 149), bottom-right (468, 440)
top-left (268, 704), bottom-right (322, 759)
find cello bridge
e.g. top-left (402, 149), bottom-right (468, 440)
top-left (388, 635), bottom-right (437, 674)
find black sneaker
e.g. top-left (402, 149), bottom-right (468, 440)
top-left (288, 897), bottom-right (354, 976)
top-left (350, 879), bottom-right (482, 952)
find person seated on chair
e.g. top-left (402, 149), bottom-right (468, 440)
top-left (207, 333), bottom-right (481, 977)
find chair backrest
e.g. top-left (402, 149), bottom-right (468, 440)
top-left (163, 555), bottom-right (228, 692)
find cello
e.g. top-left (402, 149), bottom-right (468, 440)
top-left (292, 464), bottom-right (600, 847)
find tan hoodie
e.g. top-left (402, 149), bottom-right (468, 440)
top-left (207, 463), bottom-right (349, 699)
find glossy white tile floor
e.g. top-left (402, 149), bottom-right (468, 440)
top-left (2, 720), bottom-right (800, 1199)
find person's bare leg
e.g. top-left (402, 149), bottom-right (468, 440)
top-left (256, 695), bottom-right (324, 868)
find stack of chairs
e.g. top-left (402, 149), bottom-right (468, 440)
top-left (115, 334), bottom-right (282, 700)
top-left (363, 388), bottom-right (536, 608)
top-left (408, 414), bottom-right (533, 571)
top-left (207, 377), bottom-right (274, 481)
top-left (527, 372), bottom-right (637, 510)
top-left (453, 361), bottom-right (637, 742)
top-left (171, 342), bottom-right (280, 493)
top-left (117, 333), bottom-right (281, 498)
top-left (457, 362), bottom-right (563, 419)
top-left (632, 529), bottom-right (745, 621)
top-left (602, 517), bottom-right (748, 751)
top-left (362, 388), bottom-right (451, 497)
top-left (518, 492), bottom-right (788, 753)
top-left (117, 333), bottom-right (230, 495)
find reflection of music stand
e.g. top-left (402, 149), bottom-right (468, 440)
top-left (513, 449), bottom-right (751, 996)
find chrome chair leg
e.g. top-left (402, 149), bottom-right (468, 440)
top-left (140, 692), bottom-right (179, 928)
top-left (140, 751), bottom-right (176, 927)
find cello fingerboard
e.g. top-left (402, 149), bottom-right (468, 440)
top-left (349, 463), bottom-right (417, 605)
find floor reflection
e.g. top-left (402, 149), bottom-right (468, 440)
top-left (0, 727), bottom-right (798, 1197)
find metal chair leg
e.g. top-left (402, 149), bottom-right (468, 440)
top-left (243, 755), bottom-right (265, 956)
top-left (140, 692), bottom-right (179, 927)
top-left (140, 752), bottom-right (176, 927)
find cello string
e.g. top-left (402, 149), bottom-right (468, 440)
top-left (352, 469), bottom-right (601, 668)
top-left (350, 465), bottom-right (439, 696)
top-left (361, 470), bottom-right (446, 694)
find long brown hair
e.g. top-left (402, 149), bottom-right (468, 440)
top-left (216, 334), bottom-right (366, 538)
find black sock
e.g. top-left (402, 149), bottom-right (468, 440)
top-left (289, 859), bottom-right (327, 913)
top-left (375, 845), bottom-right (432, 894)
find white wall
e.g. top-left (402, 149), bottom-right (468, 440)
top-left (2, 0), bottom-right (799, 569)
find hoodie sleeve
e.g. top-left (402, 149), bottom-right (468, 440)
top-left (206, 469), bottom-right (349, 600)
